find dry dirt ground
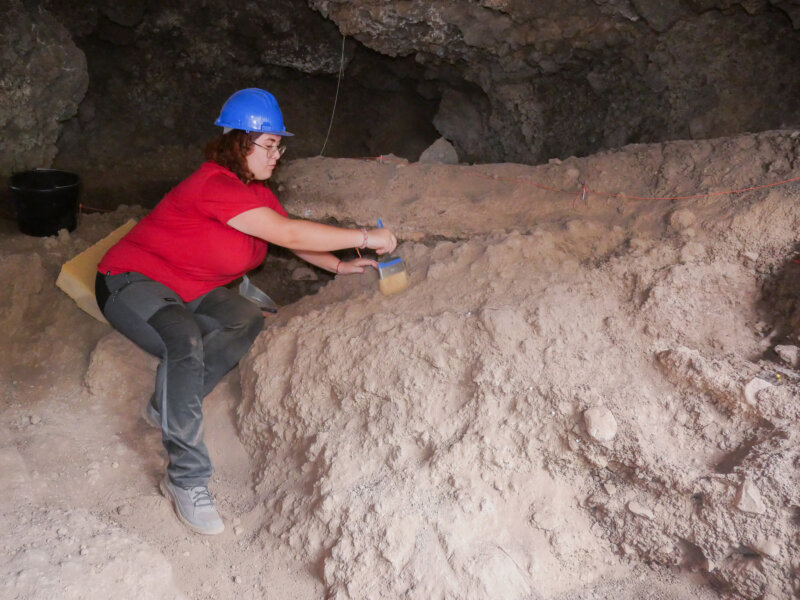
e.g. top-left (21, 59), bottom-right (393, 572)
top-left (2, 130), bottom-right (800, 600)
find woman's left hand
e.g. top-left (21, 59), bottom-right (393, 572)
top-left (336, 258), bottom-right (378, 274)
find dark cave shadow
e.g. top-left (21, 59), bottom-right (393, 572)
top-left (753, 241), bottom-right (800, 359)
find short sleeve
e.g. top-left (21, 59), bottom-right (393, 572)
top-left (250, 183), bottom-right (288, 218)
top-left (197, 172), bottom-right (287, 223)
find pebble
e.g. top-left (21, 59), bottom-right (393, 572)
top-left (742, 251), bottom-right (759, 263)
top-left (775, 344), bottom-right (799, 367)
top-left (668, 208), bottom-right (696, 231)
top-left (621, 542), bottom-right (635, 555)
top-left (751, 537), bottom-right (780, 559)
top-left (736, 479), bottom-right (766, 514)
top-left (29, 415), bottom-right (41, 425)
top-left (418, 137), bottom-right (459, 164)
top-left (233, 575), bottom-right (241, 584)
top-left (233, 525), bottom-right (244, 536)
top-left (116, 505), bottom-right (132, 516)
top-left (627, 500), bottom-right (655, 520)
top-left (743, 378), bottom-right (772, 407)
top-left (583, 406), bottom-right (618, 442)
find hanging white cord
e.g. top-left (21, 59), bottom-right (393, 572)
top-left (319, 34), bottom-right (346, 156)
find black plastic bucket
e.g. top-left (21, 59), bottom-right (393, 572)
top-left (8, 169), bottom-right (80, 236)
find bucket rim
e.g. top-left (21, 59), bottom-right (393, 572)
top-left (9, 168), bottom-right (80, 192)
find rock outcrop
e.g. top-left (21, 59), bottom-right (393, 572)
top-left (0, 0), bottom-right (88, 175)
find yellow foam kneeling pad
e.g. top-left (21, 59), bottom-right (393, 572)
top-left (56, 219), bottom-right (137, 323)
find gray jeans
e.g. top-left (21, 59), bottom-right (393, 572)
top-left (96, 272), bottom-right (264, 487)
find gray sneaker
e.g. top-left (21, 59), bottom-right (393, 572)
top-left (159, 475), bottom-right (225, 535)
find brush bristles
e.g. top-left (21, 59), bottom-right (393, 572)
top-left (379, 270), bottom-right (409, 296)
top-left (378, 258), bottom-right (405, 278)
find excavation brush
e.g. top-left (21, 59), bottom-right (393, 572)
top-left (376, 218), bottom-right (409, 296)
top-left (378, 255), bottom-right (409, 295)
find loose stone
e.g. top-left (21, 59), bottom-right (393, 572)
top-left (584, 406), bottom-right (618, 442)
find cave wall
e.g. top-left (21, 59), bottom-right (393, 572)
top-left (2, 0), bottom-right (800, 209)
top-left (0, 0), bottom-right (87, 177)
top-left (313, 0), bottom-right (800, 163)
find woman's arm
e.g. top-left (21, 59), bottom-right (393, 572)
top-left (227, 207), bottom-right (396, 254)
top-left (293, 249), bottom-right (378, 274)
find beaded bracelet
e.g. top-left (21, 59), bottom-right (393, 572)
top-left (335, 260), bottom-right (342, 274)
top-left (359, 228), bottom-right (368, 249)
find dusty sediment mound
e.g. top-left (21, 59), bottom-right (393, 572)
top-left (238, 133), bottom-right (800, 599)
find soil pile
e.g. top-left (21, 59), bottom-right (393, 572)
top-left (237, 201), bottom-right (800, 599)
top-left (239, 131), bottom-right (800, 599)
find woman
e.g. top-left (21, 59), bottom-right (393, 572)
top-left (95, 88), bottom-right (397, 535)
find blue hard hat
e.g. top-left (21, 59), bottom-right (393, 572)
top-left (214, 88), bottom-right (294, 136)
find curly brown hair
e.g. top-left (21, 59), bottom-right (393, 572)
top-left (203, 130), bottom-right (259, 184)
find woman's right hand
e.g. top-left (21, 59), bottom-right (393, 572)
top-left (365, 227), bottom-right (397, 255)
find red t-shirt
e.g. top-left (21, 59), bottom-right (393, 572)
top-left (98, 162), bottom-right (287, 301)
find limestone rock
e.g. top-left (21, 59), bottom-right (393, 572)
top-left (627, 500), bottom-right (655, 520)
top-left (735, 479), bottom-right (766, 515)
top-left (743, 377), bottom-right (773, 407)
top-left (668, 208), bottom-right (696, 231)
top-left (774, 344), bottom-right (799, 367)
top-left (657, 347), bottom-right (749, 412)
top-left (85, 333), bottom-right (156, 400)
top-left (750, 537), bottom-right (780, 559)
top-left (741, 251), bottom-right (759, 263)
top-left (583, 406), bottom-right (618, 442)
top-left (418, 137), bottom-right (459, 164)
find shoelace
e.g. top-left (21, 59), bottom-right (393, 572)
top-left (188, 486), bottom-right (215, 508)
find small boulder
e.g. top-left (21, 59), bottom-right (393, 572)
top-left (583, 406), bottom-right (618, 442)
top-left (735, 479), bottom-right (766, 515)
top-left (668, 208), bottom-right (696, 231)
top-left (419, 137), bottom-right (459, 164)
top-left (750, 537), bottom-right (780, 559)
top-left (627, 500), bottom-right (655, 520)
top-left (775, 345), bottom-right (799, 367)
top-left (741, 251), bottom-right (759, 263)
top-left (743, 378), bottom-right (773, 407)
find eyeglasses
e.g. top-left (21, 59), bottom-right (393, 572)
top-left (252, 141), bottom-right (286, 157)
